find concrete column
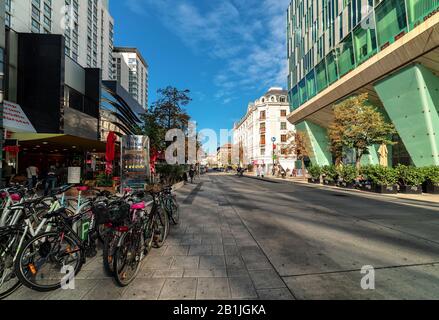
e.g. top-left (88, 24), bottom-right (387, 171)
top-left (375, 64), bottom-right (439, 167)
top-left (296, 120), bottom-right (332, 166)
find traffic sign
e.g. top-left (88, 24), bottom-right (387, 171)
top-left (271, 137), bottom-right (276, 142)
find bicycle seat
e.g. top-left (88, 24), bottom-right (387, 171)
top-left (10, 194), bottom-right (22, 201)
top-left (44, 207), bottom-right (67, 220)
top-left (76, 186), bottom-right (89, 192)
top-left (50, 185), bottom-right (73, 196)
top-left (131, 202), bottom-right (145, 210)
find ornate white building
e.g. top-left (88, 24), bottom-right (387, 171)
top-left (233, 87), bottom-right (296, 175)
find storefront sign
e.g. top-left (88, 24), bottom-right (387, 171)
top-left (2, 100), bottom-right (36, 133)
top-left (68, 167), bottom-right (81, 184)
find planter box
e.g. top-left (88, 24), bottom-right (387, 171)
top-left (323, 180), bottom-right (336, 186)
top-left (399, 185), bottom-right (423, 195)
top-left (338, 182), bottom-right (356, 189)
top-left (426, 183), bottom-right (439, 194)
top-left (308, 178), bottom-right (321, 184)
top-left (359, 184), bottom-right (373, 192)
top-left (373, 185), bottom-right (398, 194)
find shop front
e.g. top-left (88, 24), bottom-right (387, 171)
top-left (10, 133), bottom-right (108, 187)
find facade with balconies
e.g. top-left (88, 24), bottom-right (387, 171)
top-left (233, 88), bottom-right (297, 175)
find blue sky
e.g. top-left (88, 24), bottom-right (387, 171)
top-left (111, 0), bottom-right (290, 153)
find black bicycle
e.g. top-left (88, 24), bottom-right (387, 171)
top-left (112, 187), bottom-right (169, 287)
top-left (13, 206), bottom-right (98, 292)
top-left (160, 186), bottom-right (180, 225)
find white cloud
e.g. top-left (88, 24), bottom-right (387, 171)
top-left (125, 0), bottom-right (290, 104)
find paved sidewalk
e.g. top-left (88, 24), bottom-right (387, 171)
top-left (7, 175), bottom-right (294, 300)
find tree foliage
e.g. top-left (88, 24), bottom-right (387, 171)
top-left (283, 131), bottom-right (313, 179)
top-left (328, 93), bottom-right (396, 170)
top-left (140, 86), bottom-right (192, 151)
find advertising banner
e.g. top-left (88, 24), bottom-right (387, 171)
top-left (121, 135), bottom-right (151, 191)
top-left (2, 100), bottom-right (36, 133)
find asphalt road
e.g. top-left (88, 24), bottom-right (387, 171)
top-left (209, 173), bottom-right (439, 299)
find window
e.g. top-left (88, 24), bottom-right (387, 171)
top-left (260, 148), bottom-right (266, 156)
top-left (260, 135), bottom-right (266, 146)
top-left (281, 110), bottom-right (287, 117)
top-left (281, 135), bottom-right (287, 143)
top-left (260, 110), bottom-right (266, 120)
top-left (260, 122), bottom-right (266, 133)
top-left (281, 122), bottom-right (287, 130)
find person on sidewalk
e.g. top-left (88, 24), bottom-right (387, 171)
top-left (44, 165), bottom-right (57, 196)
top-left (189, 165), bottom-right (196, 184)
top-left (2, 162), bottom-right (14, 187)
top-left (26, 164), bottom-right (39, 188)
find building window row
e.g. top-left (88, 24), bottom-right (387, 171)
top-left (288, 0), bottom-right (439, 110)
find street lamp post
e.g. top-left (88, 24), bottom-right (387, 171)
top-left (271, 137), bottom-right (276, 176)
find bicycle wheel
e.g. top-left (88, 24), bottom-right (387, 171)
top-left (14, 232), bottom-right (83, 292)
top-left (169, 195), bottom-right (180, 225)
top-left (153, 207), bottom-right (169, 248)
top-left (0, 229), bottom-right (29, 299)
top-left (103, 229), bottom-right (120, 276)
top-left (113, 230), bottom-right (142, 287)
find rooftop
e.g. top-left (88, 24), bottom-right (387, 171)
top-left (113, 47), bottom-right (148, 68)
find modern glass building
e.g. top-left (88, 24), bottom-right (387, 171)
top-left (287, 0), bottom-right (439, 167)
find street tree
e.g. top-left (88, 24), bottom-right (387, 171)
top-left (283, 131), bottom-right (313, 180)
top-left (328, 93), bottom-right (396, 172)
top-left (152, 86), bottom-right (192, 131)
top-left (141, 86), bottom-right (192, 152)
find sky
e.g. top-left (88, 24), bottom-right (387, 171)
top-left (111, 0), bottom-right (291, 153)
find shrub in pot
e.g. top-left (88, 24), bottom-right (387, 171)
top-left (395, 165), bottom-right (424, 194)
top-left (96, 174), bottom-right (113, 187)
top-left (364, 165), bottom-right (398, 194)
top-left (337, 165), bottom-right (357, 188)
top-left (423, 166), bottom-right (439, 194)
top-left (307, 165), bottom-right (321, 184)
top-left (359, 165), bottom-right (374, 191)
top-left (321, 165), bottom-right (338, 186)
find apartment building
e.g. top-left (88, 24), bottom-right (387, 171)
top-left (233, 88), bottom-right (296, 175)
top-left (113, 47), bottom-right (149, 109)
top-left (5, 0), bottom-right (114, 79)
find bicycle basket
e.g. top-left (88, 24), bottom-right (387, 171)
top-left (92, 202), bottom-right (110, 225)
top-left (107, 201), bottom-right (131, 226)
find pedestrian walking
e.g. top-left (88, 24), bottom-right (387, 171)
top-left (26, 164), bottom-right (39, 188)
top-left (44, 165), bottom-right (57, 196)
top-left (189, 165), bottom-right (196, 184)
top-left (2, 162), bottom-right (14, 187)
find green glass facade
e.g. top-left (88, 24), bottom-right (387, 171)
top-left (287, 0), bottom-right (439, 111)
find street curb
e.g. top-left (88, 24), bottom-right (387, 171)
top-left (172, 181), bottom-right (185, 191)
top-left (242, 174), bottom-right (439, 207)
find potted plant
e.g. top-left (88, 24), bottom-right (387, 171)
top-left (95, 174), bottom-right (115, 193)
top-left (359, 165), bottom-right (374, 191)
top-left (321, 165), bottom-right (338, 186)
top-left (423, 166), bottom-right (439, 194)
top-left (395, 165), bottom-right (424, 194)
top-left (365, 165), bottom-right (398, 194)
top-left (337, 165), bottom-right (357, 189)
top-left (307, 165), bottom-right (321, 184)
